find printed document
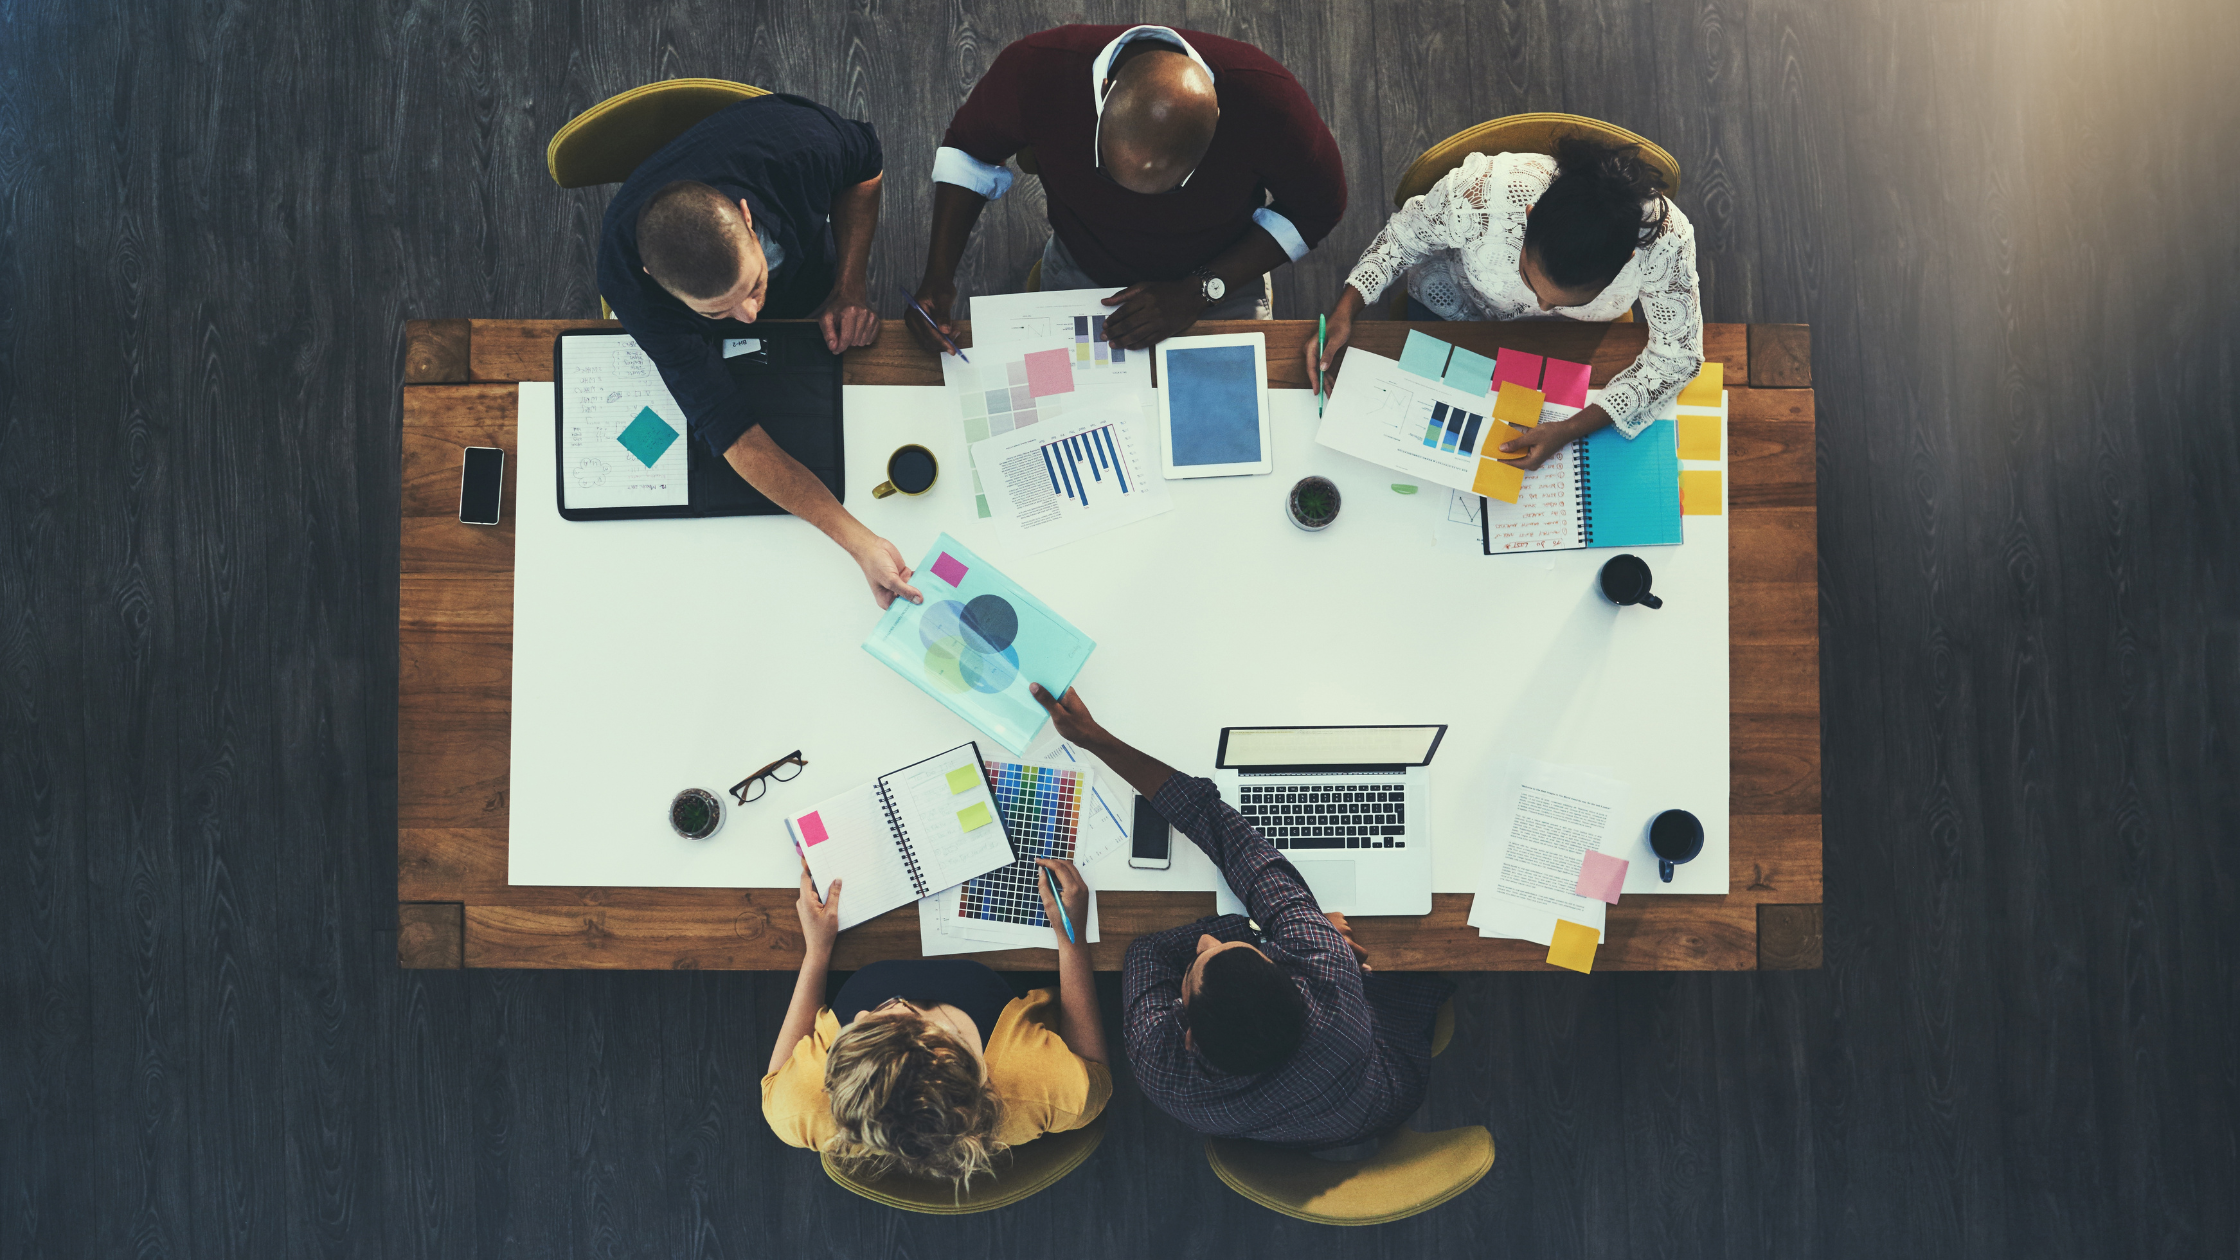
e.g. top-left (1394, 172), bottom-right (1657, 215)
top-left (1467, 758), bottom-right (1632, 945)
top-left (557, 333), bottom-right (691, 511)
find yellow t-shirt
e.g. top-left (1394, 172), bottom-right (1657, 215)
top-left (761, 986), bottom-right (1111, 1150)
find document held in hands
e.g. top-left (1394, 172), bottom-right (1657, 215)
top-left (1467, 758), bottom-right (1633, 946)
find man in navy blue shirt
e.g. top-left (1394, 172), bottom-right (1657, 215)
top-left (600, 93), bottom-right (921, 609)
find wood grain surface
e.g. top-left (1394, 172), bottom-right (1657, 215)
top-left (397, 318), bottom-right (1815, 973)
top-left (12, 0), bottom-right (2235, 1254)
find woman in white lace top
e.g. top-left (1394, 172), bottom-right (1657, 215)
top-left (1314, 139), bottom-right (1702, 469)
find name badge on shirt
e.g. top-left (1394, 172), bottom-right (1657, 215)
top-left (722, 338), bottom-right (763, 359)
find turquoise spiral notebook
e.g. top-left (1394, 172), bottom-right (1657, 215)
top-left (862, 534), bottom-right (1097, 754)
top-left (1477, 419), bottom-right (1683, 554)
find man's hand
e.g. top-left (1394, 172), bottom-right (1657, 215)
top-left (1325, 910), bottom-right (1372, 971)
top-left (1102, 279), bottom-right (1208, 351)
top-left (906, 277), bottom-right (961, 355)
top-left (1029, 683), bottom-right (1115, 749)
top-left (850, 534), bottom-right (924, 609)
top-left (1034, 858), bottom-right (1091, 948)
top-left (812, 286), bottom-right (880, 355)
top-left (796, 861), bottom-right (841, 958)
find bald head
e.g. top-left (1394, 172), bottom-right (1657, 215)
top-left (1098, 49), bottom-right (1218, 194)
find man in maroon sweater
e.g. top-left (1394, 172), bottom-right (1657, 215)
top-left (909, 25), bottom-right (1346, 352)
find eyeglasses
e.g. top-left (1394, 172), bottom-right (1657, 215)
top-left (728, 750), bottom-right (807, 805)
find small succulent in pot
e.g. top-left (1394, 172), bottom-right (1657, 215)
top-left (1287, 476), bottom-right (1342, 531)
top-left (670, 788), bottom-right (724, 840)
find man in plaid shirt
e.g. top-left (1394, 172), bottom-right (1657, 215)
top-left (1031, 685), bottom-right (1451, 1148)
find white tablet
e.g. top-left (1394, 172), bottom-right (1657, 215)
top-left (1155, 332), bottom-right (1273, 478)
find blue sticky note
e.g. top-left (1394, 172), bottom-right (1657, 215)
top-left (1398, 330), bottom-right (1453, 381)
top-left (616, 406), bottom-right (679, 468)
top-left (1442, 346), bottom-right (1496, 395)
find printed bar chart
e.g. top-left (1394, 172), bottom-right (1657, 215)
top-left (1039, 423), bottom-right (1133, 508)
top-left (1073, 315), bottom-right (1124, 365)
top-left (1424, 401), bottom-right (1450, 449)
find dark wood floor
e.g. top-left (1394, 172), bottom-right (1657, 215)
top-left (4, 0), bottom-right (2237, 1255)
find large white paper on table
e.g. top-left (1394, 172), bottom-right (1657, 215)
top-left (557, 333), bottom-right (691, 511)
top-left (1467, 758), bottom-right (1632, 945)
top-left (970, 400), bottom-right (1173, 553)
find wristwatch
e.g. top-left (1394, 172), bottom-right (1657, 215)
top-left (1191, 266), bottom-right (1226, 306)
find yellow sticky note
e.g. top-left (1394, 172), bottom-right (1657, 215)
top-left (955, 801), bottom-right (994, 831)
top-left (1677, 361), bottom-right (1723, 408)
top-left (1676, 415), bottom-right (1722, 461)
top-left (1484, 420), bottom-right (1526, 460)
top-left (1547, 919), bottom-right (1600, 973)
top-left (1680, 469), bottom-right (1723, 516)
top-left (1492, 380), bottom-right (1544, 426)
top-left (945, 764), bottom-right (980, 794)
top-left (1471, 456), bottom-right (1524, 503)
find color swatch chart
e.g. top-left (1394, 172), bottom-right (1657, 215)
top-left (957, 761), bottom-right (1086, 929)
top-left (1041, 423), bottom-right (1133, 506)
top-left (1073, 315), bottom-right (1125, 365)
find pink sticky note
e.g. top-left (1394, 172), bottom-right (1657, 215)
top-left (930, 552), bottom-right (968, 587)
top-left (1541, 357), bottom-right (1591, 408)
top-left (1574, 851), bottom-right (1628, 903)
top-left (1023, 347), bottom-right (1076, 398)
top-left (798, 812), bottom-right (829, 846)
top-left (1492, 348), bottom-right (1544, 391)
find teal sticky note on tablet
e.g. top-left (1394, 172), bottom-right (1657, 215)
top-left (1398, 329), bottom-right (1452, 380)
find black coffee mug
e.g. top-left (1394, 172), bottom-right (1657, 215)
top-left (1599, 553), bottom-right (1663, 609)
top-left (1649, 809), bottom-right (1704, 882)
top-left (873, 444), bottom-right (938, 498)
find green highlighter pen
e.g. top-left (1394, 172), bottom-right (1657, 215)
top-left (1317, 314), bottom-right (1327, 416)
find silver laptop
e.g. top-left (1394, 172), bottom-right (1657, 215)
top-left (1213, 725), bottom-right (1446, 917)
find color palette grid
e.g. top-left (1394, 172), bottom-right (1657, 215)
top-left (956, 350), bottom-right (1097, 517)
top-left (1421, 401), bottom-right (1488, 455)
top-left (957, 763), bottom-right (1085, 928)
top-left (1042, 424), bottom-right (1132, 506)
top-left (1073, 315), bottom-right (1125, 365)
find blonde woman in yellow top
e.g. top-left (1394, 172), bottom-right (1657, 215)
top-left (761, 857), bottom-right (1111, 1188)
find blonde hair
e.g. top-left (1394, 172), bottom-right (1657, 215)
top-left (823, 1010), bottom-right (1008, 1189)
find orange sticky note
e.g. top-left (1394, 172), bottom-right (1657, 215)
top-left (1680, 470), bottom-right (1723, 515)
top-left (1677, 362), bottom-right (1723, 408)
top-left (1676, 415), bottom-right (1721, 461)
top-left (1547, 919), bottom-right (1599, 973)
top-left (1492, 380), bottom-right (1544, 426)
top-left (1484, 420), bottom-right (1528, 460)
top-left (1471, 456), bottom-right (1524, 503)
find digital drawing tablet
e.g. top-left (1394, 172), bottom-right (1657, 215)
top-left (1155, 332), bottom-right (1272, 479)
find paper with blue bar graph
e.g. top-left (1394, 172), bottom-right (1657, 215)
top-left (969, 397), bottom-right (1173, 554)
top-left (1314, 347), bottom-right (1525, 496)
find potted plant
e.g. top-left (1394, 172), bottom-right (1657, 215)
top-left (670, 788), bottom-right (724, 840)
top-left (1287, 475), bottom-right (1342, 531)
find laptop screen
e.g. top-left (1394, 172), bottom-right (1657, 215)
top-left (1216, 726), bottom-right (1446, 769)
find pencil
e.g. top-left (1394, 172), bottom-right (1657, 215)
top-left (1317, 314), bottom-right (1327, 416)
top-left (1044, 865), bottom-right (1077, 943)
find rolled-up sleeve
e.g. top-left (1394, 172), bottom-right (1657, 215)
top-left (1249, 76), bottom-right (1345, 259)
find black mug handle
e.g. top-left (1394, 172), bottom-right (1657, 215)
top-left (1640, 593), bottom-right (1663, 610)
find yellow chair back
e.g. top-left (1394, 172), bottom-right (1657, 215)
top-left (1205, 1126), bottom-right (1495, 1226)
top-left (820, 1117), bottom-right (1106, 1214)
top-left (1392, 112), bottom-right (1680, 208)
top-left (546, 79), bottom-right (771, 188)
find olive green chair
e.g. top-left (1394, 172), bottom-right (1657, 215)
top-left (1386, 112), bottom-right (1681, 318)
top-left (1204, 1126), bottom-right (1495, 1226)
top-left (545, 78), bottom-right (770, 317)
top-left (820, 1116), bottom-right (1106, 1214)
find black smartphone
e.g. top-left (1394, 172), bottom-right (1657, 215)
top-left (459, 446), bottom-right (505, 525)
top-left (1129, 796), bottom-right (1171, 870)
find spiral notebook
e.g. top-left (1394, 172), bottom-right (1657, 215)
top-left (782, 743), bottom-right (1020, 931)
top-left (1478, 418), bottom-right (1683, 555)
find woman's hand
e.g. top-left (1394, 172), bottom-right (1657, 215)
top-left (796, 861), bottom-right (841, 960)
top-left (1493, 416), bottom-right (1579, 472)
top-left (1304, 284), bottom-right (1367, 394)
top-left (1035, 858), bottom-right (1090, 948)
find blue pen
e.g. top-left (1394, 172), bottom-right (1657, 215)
top-left (899, 287), bottom-right (968, 362)
top-left (1043, 865), bottom-right (1077, 943)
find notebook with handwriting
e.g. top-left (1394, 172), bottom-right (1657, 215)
top-left (1478, 418), bottom-right (1683, 554)
top-left (782, 743), bottom-right (1019, 930)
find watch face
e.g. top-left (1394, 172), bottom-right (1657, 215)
top-left (1205, 277), bottom-right (1226, 301)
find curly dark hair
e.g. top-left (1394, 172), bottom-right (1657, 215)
top-left (1522, 137), bottom-right (1672, 292)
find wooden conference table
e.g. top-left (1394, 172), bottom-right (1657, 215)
top-left (397, 317), bottom-right (1820, 972)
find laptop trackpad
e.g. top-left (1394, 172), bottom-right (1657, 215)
top-left (1293, 861), bottom-right (1357, 911)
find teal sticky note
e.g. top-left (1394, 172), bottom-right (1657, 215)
top-left (1398, 330), bottom-right (1452, 381)
top-left (1443, 346), bottom-right (1496, 395)
top-left (617, 406), bottom-right (679, 468)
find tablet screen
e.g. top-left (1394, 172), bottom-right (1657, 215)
top-left (1164, 345), bottom-right (1262, 465)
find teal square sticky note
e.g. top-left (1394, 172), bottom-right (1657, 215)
top-left (617, 406), bottom-right (679, 468)
top-left (1443, 346), bottom-right (1496, 395)
top-left (1398, 329), bottom-right (1452, 381)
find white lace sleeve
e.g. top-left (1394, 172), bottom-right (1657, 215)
top-left (1597, 208), bottom-right (1704, 437)
top-left (1341, 152), bottom-right (1517, 305)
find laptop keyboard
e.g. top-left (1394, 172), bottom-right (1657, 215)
top-left (1238, 783), bottom-right (1407, 850)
